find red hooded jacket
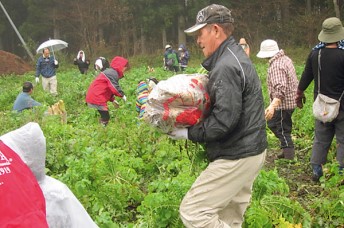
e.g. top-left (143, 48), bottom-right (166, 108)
top-left (86, 56), bottom-right (128, 107)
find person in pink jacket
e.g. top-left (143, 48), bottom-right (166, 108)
top-left (86, 56), bottom-right (129, 126)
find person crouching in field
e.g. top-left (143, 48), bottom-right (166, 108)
top-left (13, 81), bottom-right (42, 112)
top-left (86, 56), bottom-right (128, 126)
top-left (94, 57), bottom-right (110, 72)
top-left (136, 77), bottom-right (159, 118)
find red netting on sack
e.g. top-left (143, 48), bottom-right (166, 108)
top-left (143, 74), bottom-right (210, 133)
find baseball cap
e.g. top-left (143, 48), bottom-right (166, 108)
top-left (184, 4), bottom-right (234, 34)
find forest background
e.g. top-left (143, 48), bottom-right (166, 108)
top-left (1, 0), bottom-right (343, 65)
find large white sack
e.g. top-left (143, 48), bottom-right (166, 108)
top-left (143, 74), bottom-right (210, 133)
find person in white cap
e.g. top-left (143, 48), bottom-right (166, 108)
top-left (296, 17), bottom-right (344, 181)
top-left (94, 57), bottom-right (110, 72)
top-left (168, 4), bottom-right (267, 228)
top-left (257, 39), bottom-right (299, 160)
top-left (163, 44), bottom-right (180, 72)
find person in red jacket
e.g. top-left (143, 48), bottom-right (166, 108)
top-left (86, 56), bottom-right (129, 126)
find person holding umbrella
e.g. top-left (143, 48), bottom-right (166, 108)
top-left (35, 47), bottom-right (59, 96)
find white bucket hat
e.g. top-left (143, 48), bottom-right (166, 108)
top-left (257, 39), bottom-right (280, 58)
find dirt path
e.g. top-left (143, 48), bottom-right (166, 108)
top-left (264, 148), bottom-right (323, 211)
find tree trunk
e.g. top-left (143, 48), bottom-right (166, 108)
top-left (132, 24), bottom-right (137, 55)
top-left (98, 8), bottom-right (104, 44)
top-left (281, 0), bottom-right (290, 24)
top-left (140, 26), bottom-right (146, 55)
top-left (162, 29), bottom-right (167, 49)
top-left (306, 0), bottom-right (311, 15)
top-left (0, 36), bottom-right (3, 50)
top-left (178, 15), bottom-right (186, 46)
top-left (53, 8), bottom-right (60, 38)
top-left (333, 0), bottom-right (340, 19)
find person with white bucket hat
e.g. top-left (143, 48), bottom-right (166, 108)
top-left (296, 17), bottom-right (344, 181)
top-left (257, 39), bottom-right (299, 160)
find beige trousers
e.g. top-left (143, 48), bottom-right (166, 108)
top-left (180, 150), bottom-right (266, 228)
top-left (42, 76), bottom-right (57, 96)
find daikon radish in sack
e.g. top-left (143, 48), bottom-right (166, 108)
top-left (143, 74), bottom-right (211, 133)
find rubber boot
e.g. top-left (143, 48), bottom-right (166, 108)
top-left (99, 119), bottom-right (109, 127)
top-left (283, 147), bottom-right (295, 160)
top-left (277, 151), bottom-right (284, 159)
top-left (312, 164), bottom-right (323, 182)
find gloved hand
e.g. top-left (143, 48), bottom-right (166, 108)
top-left (35, 77), bottom-right (39, 83)
top-left (113, 100), bottom-right (119, 108)
top-left (168, 128), bottom-right (188, 140)
top-left (265, 98), bottom-right (281, 120)
top-left (54, 60), bottom-right (58, 65)
top-left (295, 89), bottom-right (306, 109)
top-left (122, 95), bottom-right (127, 102)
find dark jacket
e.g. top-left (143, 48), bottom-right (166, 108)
top-left (86, 56), bottom-right (127, 107)
top-left (73, 51), bottom-right (90, 74)
top-left (188, 36), bottom-right (267, 161)
top-left (35, 55), bottom-right (58, 78)
top-left (298, 48), bottom-right (344, 108)
top-left (178, 44), bottom-right (190, 67)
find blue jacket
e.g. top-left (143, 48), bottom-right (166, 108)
top-left (13, 92), bottom-right (41, 112)
top-left (36, 56), bottom-right (58, 78)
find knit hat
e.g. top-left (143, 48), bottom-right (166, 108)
top-left (257, 39), bottom-right (280, 58)
top-left (184, 4), bottom-right (234, 34)
top-left (318, 17), bottom-right (344, 43)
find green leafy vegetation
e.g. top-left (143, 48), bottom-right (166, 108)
top-left (0, 62), bottom-right (343, 227)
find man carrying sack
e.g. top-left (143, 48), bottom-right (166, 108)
top-left (168, 4), bottom-right (267, 227)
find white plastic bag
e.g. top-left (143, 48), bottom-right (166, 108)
top-left (0, 122), bottom-right (98, 228)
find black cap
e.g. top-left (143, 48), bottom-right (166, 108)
top-left (184, 4), bottom-right (234, 34)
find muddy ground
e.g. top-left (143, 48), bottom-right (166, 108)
top-left (0, 50), bottom-right (33, 75)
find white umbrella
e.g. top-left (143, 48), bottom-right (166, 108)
top-left (36, 39), bottom-right (68, 59)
